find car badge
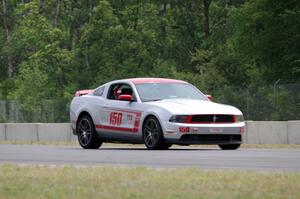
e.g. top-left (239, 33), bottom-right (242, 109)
top-left (213, 115), bottom-right (218, 123)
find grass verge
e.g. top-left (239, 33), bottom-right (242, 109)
top-left (0, 164), bottom-right (299, 199)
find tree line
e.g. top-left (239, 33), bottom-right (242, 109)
top-left (0, 0), bottom-right (299, 122)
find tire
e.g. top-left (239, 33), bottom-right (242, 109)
top-left (77, 115), bottom-right (102, 149)
top-left (160, 143), bottom-right (173, 150)
top-left (143, 116), bottom-right (167, 150)
top-left (218, 144), bottom-right (240, 150)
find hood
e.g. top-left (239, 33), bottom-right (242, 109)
top-left (146, 99), bottom-right (243, 115)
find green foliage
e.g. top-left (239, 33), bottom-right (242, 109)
top-left (0, 0), bottom-right (299, 122)
top-left (229, 0), bottom-right (300, 82)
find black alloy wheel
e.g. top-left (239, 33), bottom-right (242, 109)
top-left (143, 116), bottom-right (170, 150)
top-left (77, 115), bottom-right (102, 149)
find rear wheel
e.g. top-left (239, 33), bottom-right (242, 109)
top-left (218, 144), bottom-right (240, 150)
top-left (77, 115), bottom-right (102, 149)
top-left (143, 116), bottom-right (167, 150)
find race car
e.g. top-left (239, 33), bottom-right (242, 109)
top-left (70, 78), bottom-right (245, 150)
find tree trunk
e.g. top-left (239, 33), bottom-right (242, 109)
top-left (133, 6), bottom-right (139, 30)
top-left (84, 38), bottom-right (90, 69)
top-left (88, 0), bottom-right (92, 23)
top-left (160, 0), bottom-right (167, 57)
top-left (67, 0), bottom-right (76, 50)
top-left (224, 0), bottom-right (229, 9)
top-left (203, 0), bottom-right (211, 37)
top-left (2, 0), bottom-right (13, 78)
top-left (84, 49), bottom-right (90, 69)
top-left (53, 0), bottom-right (61, 28)
top-left (39, 0), bottom-right (45, 14)
top-left (161, 0), bottom-right (167, 35)
top-left (162, 0), bottom-right (167, 14)
top-left (222, 0), bottom-right (229, 24)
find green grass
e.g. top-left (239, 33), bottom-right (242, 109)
top-left (0, 164), bottom-right (299, 199)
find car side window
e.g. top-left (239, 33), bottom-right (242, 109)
top-left (107, 83), bottom-right (135, 100)
top-left (94, 86), bottom-right (105, 96)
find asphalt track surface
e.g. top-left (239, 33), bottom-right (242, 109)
top-left (1, 144), bottom-right (300, 171)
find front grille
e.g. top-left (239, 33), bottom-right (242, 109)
top-left (180, 134), bottom-right (241, 144)
top-left (191, 115), bottom-right (234, 123)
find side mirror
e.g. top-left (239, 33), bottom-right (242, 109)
top-left (118, 94), bottom-right (133, 101)
top-left (205, 94), bottom-right (213, 101)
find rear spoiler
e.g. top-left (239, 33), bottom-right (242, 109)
top-left (75, 89), bottom-right (94, 97)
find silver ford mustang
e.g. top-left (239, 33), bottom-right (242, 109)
top-left (70, 78), bottom-right (245, 150)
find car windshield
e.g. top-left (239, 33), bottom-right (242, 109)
top-left (135, 83), bottom-right (208, 102)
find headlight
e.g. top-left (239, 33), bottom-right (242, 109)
top-left (169, 115), bottom-right (192, 123)
top-left (234, 115), bottom-right (244, 123)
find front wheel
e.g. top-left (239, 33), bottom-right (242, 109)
top-left (218, 144), bottom-right (240, 150)
top-left (143, 116), bottom-right (166, 150)
top-left (77, 115), bottom-right (102, 149)
top-left (160, 143), bottom-right (173, 149)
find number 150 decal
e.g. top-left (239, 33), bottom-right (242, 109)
top-left (109, 112), bottom-right (122, 126)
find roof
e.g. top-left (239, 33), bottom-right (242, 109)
top-left (128, 78), bottom-right (187, 85)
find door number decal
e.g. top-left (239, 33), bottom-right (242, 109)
top-left (109, 112), bottom-right (122, 126)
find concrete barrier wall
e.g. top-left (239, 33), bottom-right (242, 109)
top-left (244, 121), bottom-right (288, 144)
top-left (0, 123), bottom-right (76, 142)
top-left (6, 123), bottom-right (38, 141)
top-left (287, 121), bottom-right (300, 144)
top-left (0, 124), bottom-right (5, 140)
top-left (38, 123), bottom-right (72, 141)
top-left (0, 121), bottom-right (299, 144)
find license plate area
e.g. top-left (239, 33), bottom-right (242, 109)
top-left (209, 127), bottom-right (223, 133)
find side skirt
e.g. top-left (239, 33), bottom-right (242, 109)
top-left (96, 131), bottom-right (143, 144)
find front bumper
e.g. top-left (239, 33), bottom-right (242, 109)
top-left (162, 121), bottom-right (244, 145)
top-left (166, 134), bottom-right (242, 145)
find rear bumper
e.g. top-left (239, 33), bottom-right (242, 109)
top-left (166, 134), bottom-right (242, 145)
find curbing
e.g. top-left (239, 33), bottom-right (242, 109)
top-left (0, 121), bottom-right (299, 144)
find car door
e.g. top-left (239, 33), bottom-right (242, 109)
top-left (97, 83), bottom-right (143, 141)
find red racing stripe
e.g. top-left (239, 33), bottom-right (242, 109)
top-left (95, 124), bottom-right (139, 133)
